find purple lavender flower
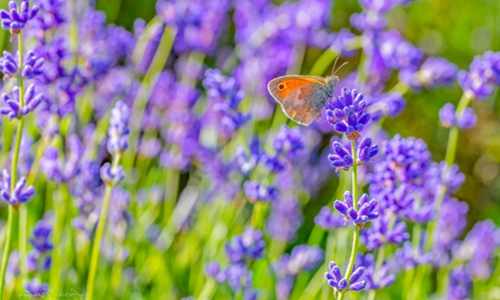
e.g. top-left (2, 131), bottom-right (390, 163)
top-left (273, 126), bottom-right (305, 160)
top-left (367, 135), bottom-right (451, 222)
top-left (33, 0), bottom-right (66, 31)
top-left (400, 56), bottom-right (457, 90)
top-left (0, 84), bottom-right (44, 119)
top-left (24, 279), bottom-right (48, 298)
top-left (356, 254), bottom-right (395, 290)
top-left (274, 245), bottom-right (323, 299)
top-left (325, 88), bottom-right (370, 140)
top-left (156, 0), bottom-right (230, 54)
top-left (325, 261), bottom-right (366, 292)
top-left (0, 169), bottom-right (35, 208)
top-left (439, 103), bottom-right (476, 129)
top-left (455, 220), bottom-right (500, 279)
top-left (368, 93), bottom-right (406, 121)
top-left (432, 198), bottom-right (469, 266)
top-left (329, 29), bottom-right (358, 58)
top-left (107, 101), bottom-right (131, 155)
top-left (243, 181), bottom-right (279, 203)
top-left (394, 241), bottom-right (432, 270)
top-left (275, 245), bottom-right (324, 277)
top-left (362, 215), bottom-right (409, 250)
top-left (235, 137), bottom-right (261, 174)
top-left (314, 206), bottom-right (345, 230)
top-left (30, 219), bottom-right (53, 252)
top-left (203, 69), bottom-right (250, 138)
top-left (40, 135), bottom-right (83, 182)
top-left (27, 216), bottom-right (53, 272)
top-left (0, 0), bottom-right (40, 34)
top-left (334, 192), bottom-right (379, 227)
top-left (225, 227), bottom-right (266, 263)
top-left (266, 196), bottom-right (303, 242)
top-left (328, 141), bottom-right (354, 171)
top-left (447, 266), bottom-right (472, 300)
top-left (378, 31), bottom-right (423, 70)
top-left (458, 51), bottom-right (500, 100)
top-left (357, 137), bottom-right (379, 165)
top-left (100, 163), bottom-right (125, 185)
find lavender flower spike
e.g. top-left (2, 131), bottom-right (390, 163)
top-left (325, 261), bottom-right (367, 293)
top-left (107, 100), bottom-right (131, 156)
top-left (334, 192), bottom-right (379, 228)
top-left (0, 84), bottom-right (44, 119)
top-left (0, 0), bottom-right (40, 34)
top-left (328, 141), bottom-right (354, 171)
top-left (325, 88), bottom-right (370, 141)
top-left (225, 227), bottom-right (266, 263)
top-left (0, 169), bottom-right (35, 208)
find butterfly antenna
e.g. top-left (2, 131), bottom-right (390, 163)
top-left (331, 57), bottom-right (340, 76)
top-left (333, 61), bottom-right (348, 75)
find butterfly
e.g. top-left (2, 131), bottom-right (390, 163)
top-left (267, 59), bottom-right (347, 126)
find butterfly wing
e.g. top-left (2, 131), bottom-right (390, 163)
top-left (268, 76), bottom-right (329, 126)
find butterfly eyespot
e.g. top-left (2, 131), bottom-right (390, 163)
top-left (278, 84), bottom-right (284, 90)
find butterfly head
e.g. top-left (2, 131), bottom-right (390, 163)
top-left (325, 75), bottom-right (340, 97)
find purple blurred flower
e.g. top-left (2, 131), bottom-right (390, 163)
top-left (267, 196), bottom-right (303, 242)
top-left (226, 227), bottom-right (266, 263)
top-left (448, 266), bottom-right (472, 300)
top-left (394, 241), bottom-right (432, 270)
top-left (362, 215), bottom-right (409, 250)
top-left (0, 0), bottom-right (39, 34)
top-left (274, 245), bottom-right (323, 299)
top-left (455, 220), bottom-right (500, 280)
top-left (243, 181), bottom-right (279, 203)
top-left (356, 253), bottom-right (395, 290)
top-left (400, 56), bottom-right (457, 90)
top-left (107, 101), bottom-right (131, 155)
top-left (0, 84), bottom-right (44, 119)
top-left (100, 163), bottom-right (125, 185)
top-left (24, 279), bottom-right (48, 298)
top-left (439, 103), bottom-right (476, 129)
top-left (314, 206), bottom-right (345, 230)
top-left (368, 93), bottom-right (406, 121)
top-left (0, 169), bottom-right (35, 207)
top-left (431, 198), bottom-right (467, 267)
top-left (334, 191), bottom-right (379, 227)
top-left (40, 134), bottom-right (83, 182)
top-left (30, 219), bottom-right (53, 252)
top-left (459, 51), bottom-right (500, 100)
top-left (203, 69), bottom-right (250, 138)
top-left (273, 126), bottom-right (305, 160)
top-left (325, 88), bottom-right (370, 140)
top-left (156, 0), bottom-right (230, 54)
top-left (325, 261), bottom-right (366, 292)
top-left (329, 29), bottom-right (358, 58)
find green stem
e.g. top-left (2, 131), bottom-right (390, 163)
top-left (1, 32), bottom-right (28, 296)
top-left (445, 94), bottom-right (472, 166)
top-left (338, 141), bottom-right (359, 300)
top-left (86, 154), bottom-right (122, 299)
top-left (17, 30), bottom-right (28, 284)
top-left (0, 206), bottom-right (14, 299)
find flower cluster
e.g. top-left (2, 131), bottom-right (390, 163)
top-left (0, 0), bottom-right (39, 34)
top-left (439, 103), bottom-right (477, 129)
top-left (0, 84), bottom-right (44, 119)
top-left (458, 51), bottom-right (500, 100)
top-left (330, 137), bottom-right (379, 172)
top-left (0, 50), bottom-right (44, 79)
top-left (0, 169), bottom-right (35, 208)
top-left (325, 88), bottom-right (370, 140)
top-left (325, 261), bottom-right (366, 293)
top-left (334, 192), bottom-right (379, 227)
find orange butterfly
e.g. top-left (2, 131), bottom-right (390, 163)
top-left (268, 60), bottom-right (347, 126)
